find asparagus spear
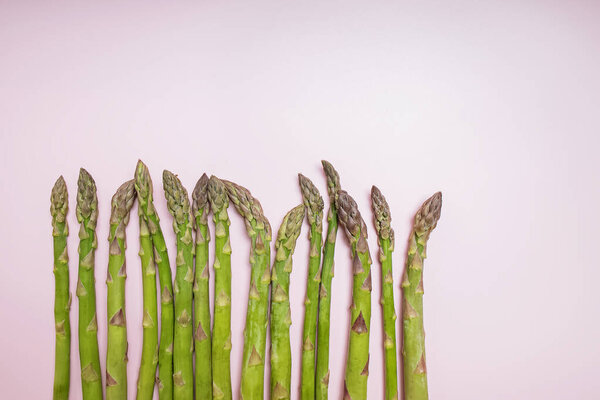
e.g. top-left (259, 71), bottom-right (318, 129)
top-left (208, 176), bottom-right (233, 400)
top-left (337, 190), bottom-right (372, 400)
top-left (76, 168), bottom-right (103, 400)
top-left (298, 174), bottom-right (324, 400)
top-left (401, 192), bottom-right (442, 400)
top-left (51, 176), bottom-right (71, 400)
top-left (223, 180), bottom-right (272, 400)
top-left (315, 160), bottom-right (341, 400)
top-left (191, 174), bottom-right (212, 399)
top-left (136, 213), bottom-right (158, 399)
top-left (163, 170), bottom-right (195, 399)
top-left (371, 186), bottom-right (398, 400)
top-left (134, 160), bottom-right (174, 400)
top-left (106, 180), bottom-right (136, 400)
top-left (270, 204), bottom-right (305, 400)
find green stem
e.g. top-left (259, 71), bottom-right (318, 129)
top-left (402, 192), bottom-right (442, 400)
top-left (51, 176), bottom-right (71, 400)
top-left (76, 168), bottom-right (103, 400)
top-left (106, 180), bottom-right (136, 400)
top-left (270, 205), bottom-right (304, 400)
top-left (163, 170), bottom-right (194, 399)
top-left (192, 175), bottom-right (212, 399)
top-left (208, 176), bottom-right (233, 400)
top-left (315, 160), bottom-right (341, 400)
top-left (136, 216), bottom-right (158, 399)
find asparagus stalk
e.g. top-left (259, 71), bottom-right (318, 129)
top-left (371, 186), bottom-right (398, 400)
top-left (51, 176), bottom-right (71, 400)
top-left (270, 204), bottom-right (305, 400)
top-left (315, 160), bottom-right (341, 400)
top-left (162, 170), bottom-right (195, 399)
top-left (76, 168), bottom-right (103, 400)
top-left (208, 176), bottom-right (233, 400)
top-left (134, 160), bottom-right (174, 400)
top-left (401, 192), bottom-right (442, 400)
top-left (337, 190), bottom-right (372, 400)
top-left (223, 180), bottom-right (272, 400)
top-left (191, 174), bottom-right (212, 399)
top-left (298, 174), bottom-right (324, 400)
top-left (136, 214), bottom-right (158, 399)
top-left (106, 180), bottom-right (136, 400)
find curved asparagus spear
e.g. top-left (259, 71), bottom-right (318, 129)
top-left (163, 170), bottom-right (195, 399)
top-left (51, 176), bottom-right (71, 400)
top-left (337, 190), bottom-right (372, 400)
top-left (270, 204), bottom-right (305, 400)
top-left (402, 192), bottom-right (442, 400)
top-left (223, 180), bottom-right (272, 400)
top-left (134, 160), bottom-right (174, 400)
top-left (298, 174), bottom-right (324, 400)
top-left (136, 214), bottom-right (158, 399)
top-left (208, 176), bottom-right (233, 400)
top-left (371, 186), bottom-right (398, 400)
top-left (106, 180), bottom-right (136, 400)
top-left (192, 174), bottom-right (212, 399)
top-left (76, 168), bottom-right (103, 399)
top-left (315, 161), bottom-right (341, 400)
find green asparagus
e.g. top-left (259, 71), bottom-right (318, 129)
top-left (298, 174), bottom-right (324, 400)
top-left (106, 180), bottom-right (136, 400)
top-left (223, 180), bottom-right (272, 400)
top-left (270, 204), bottom-right (305, 400)
top-left (315, 160), bottom-right (341, 400)
top-left (76, 168), bottom-right (103, 400)
top-left (208, 176), bottom-right (233, 400)
top-left (402, 192), bottom-right (442, 400)
top-left (136, 214), bottom-right (158, 399)
top-left (162, 170), bottom-right (195, 399)
top-left (337, 190), bottom-right (372, 400)
top-left (371, 186), bottom-right (398, 400)
top-left (51, 176), bottom-right (71, 400)
top-left (191, 174), bottom-right (212, 399)
top-left (135, 160), bottom-right (174, 400)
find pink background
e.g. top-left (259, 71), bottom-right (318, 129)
top-left (1, 1), bottom-right (600, 399)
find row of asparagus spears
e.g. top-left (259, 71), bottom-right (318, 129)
top-left (51, 160), bottom-right (442, 400)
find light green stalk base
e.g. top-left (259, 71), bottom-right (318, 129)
top-left (315, 160), bottom-right (341, 400)
top-left (270, 205), bottom-right (304, 400)
top-left (402, 192), bottom-right (442, 400)
top-left (298, 174), bottom-right (324, 400)
top-left (51, 176), bottom-right (71, 400)
top-left (106, 180), bottom-right (136, 400)
top-left (135, 161), bottom-right (174, 400)
top-left (136, 216), bottom-right (158, 400)
top-left (163, 170), bottom-right (194, 399)
top-left (371, 186), bottom-right (398, 400)
top-left (224, 180), bottom-right (272, 400)
top-left (208, 176), bottom-right (233, 400)
top-left (337, 190), bottom-right (372, 400)
top-left (76, 168), bottom-right (103, 400)
top-left (192, 175), bottom-right (212, 399)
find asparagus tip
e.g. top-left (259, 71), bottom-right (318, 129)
top-left (336, 189), bottom-right (368, 243)
top-left (371, 185), bottom-right (392, 240)
top-left (321, 160), bottom-right (341, 200)
top-left (76, 168), bottom-right (97, 223)
top-left (192, 173), bottom-right (210, 218)
top-left (207, 175), bottom-right (228, 212)
top-left (414, 191), bottom-right (442, 234)
top-left (162, 170), bottom-right (190, 223)
top-left (298, 173), bottom-right (324, 226)
top-left (110, 179), bottom-right (136, 224)
top-left (223, 179), bottom-right (271, 238)
top-left (51, 175), bottom-right (68, 222)
top-left (134, 159), bottom-right (152, 197)
top-left (276, 204), bottom-right (305, 246)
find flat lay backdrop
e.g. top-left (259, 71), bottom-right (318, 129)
top-left (1, 1), bottom-right (599, 398)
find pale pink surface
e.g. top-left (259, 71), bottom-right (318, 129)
top-left (1, 1), bottom-right (600, 399)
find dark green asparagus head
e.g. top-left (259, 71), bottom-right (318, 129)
top-left (192, 173), bottom-right (210, 224)
top-left (336, 190), bottom-right (369, 253)
top-left (76, 168), bottom-right (98, 227)
top-left (321, 160), bottom-right (341, 203)
top-left (371, 185), bottom-right (393, 242)
top-left (163, 170), bottom-right (191, 226)
top-left (51, 176), bottom-right (68, 227)
top-left (298, 173), bottom-right (324, 232)
top-left (110, 180), bottom-right (136, 226)
top-left (207, 175), bottom-right (229, 214)
top-left (275, 204), bottom-right (305, 254)
top-left (414, 191), bottom-right (442, 236)
top-left (223, 179), bottom-right (272, 240)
